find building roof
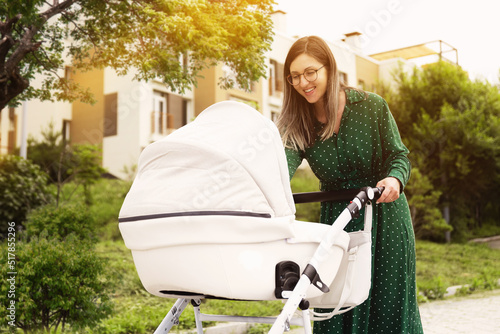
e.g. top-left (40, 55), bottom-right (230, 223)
top-left (369, 40), bottom-right (458, 64)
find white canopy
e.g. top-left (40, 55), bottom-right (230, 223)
top-left (119, 101), bottom-right (295, 222)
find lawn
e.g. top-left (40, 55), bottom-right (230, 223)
top-left (95, 239), bottom-right (500, 333)
top-left (83, 175), bottom-right (500, 333)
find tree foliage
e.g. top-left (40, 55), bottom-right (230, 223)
top-left (0, 0), bottom-right (275, 109)
top-left (27, 123), bottom-right (107, 205)
top-left (72, 144), bottom-right (107, 196)
top-left (26, 122), bottom-right (71, 183)
top-left (0, 155), bottom-right (53, 234)
top-left (385, 61), bottom-right (500, 240)
top-left (405, 167), bottom-right (451, 241)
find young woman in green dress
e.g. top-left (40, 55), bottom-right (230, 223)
top-left (277, 36), bottom-right (424, 334)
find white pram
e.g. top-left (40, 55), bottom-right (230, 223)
top-left (118, 101), bottom-right (382, 334)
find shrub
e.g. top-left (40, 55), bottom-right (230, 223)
top-left (25, 204), bottom-right (97, 243)
top-left (0, 232), bottom-right (113, 333)
top-left (418, 276), bottom-right (447, 300)
top-left (0, 155), bottom-right (53, 235)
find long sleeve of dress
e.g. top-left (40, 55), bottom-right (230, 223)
top-left (378, 98), bottom-right (411, 191)
top-left (285, 147), bottom-right (304, 181)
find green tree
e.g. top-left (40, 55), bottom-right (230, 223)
top-left (0, 155), bottom-right (53, 234)
top-left (26, 124), bottom-right (107, 205)
top-left (66, 144), bottom-right (107, 206)
top-left (26, 122), bottom-right (71, 184)
top-left (0, 0), bottom-right (275, 109)
top-left (0, 232), bottom-right (113, 333)
top-left (388, 61), bottom-right (500, 240)
top-left (405, 167), bottom-right (451, 241)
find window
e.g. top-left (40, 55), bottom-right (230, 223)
top-left (62, 120), bottom-right (71, 144)
top-left (151, 92), bottom-right (188, 137)
top-left (167, 93), bottom-right (187, 129)
top-left (0, 109), bottom-right (2, 152)
top-left (271, 111), bottom-right (280, 123)
top-left (357, 79), bottom-right (365, 90)
top-left (8, 108), bottom-right (16, 154)
top-left (340, 72), bottom-right (348, 85)
top-left (222, 64), bottom-right (240, 90)
top-left (104, 93), bottom-right (118, 137)
top-left (151, 94), bottom-right (167, 135)
top-left (222, 64), bottom-right (256, 92)
top-left (269, 60), bottom-right (284, 96)
top-left (64, 66), bottom-right (73, 81)
top-left (180, 52), bottom-right (189, 72)
top-left (229, 96), bottom-right (259, 111)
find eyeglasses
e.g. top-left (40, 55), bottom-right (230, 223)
top-left (287, 65), bottom-right (325, 86)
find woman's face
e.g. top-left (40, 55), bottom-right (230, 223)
top-left (289, 53), bottom-right (328, 105)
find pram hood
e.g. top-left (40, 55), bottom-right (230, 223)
top-left (119, 101), bottom-right (296, 225)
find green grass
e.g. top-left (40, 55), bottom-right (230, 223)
top-left (415, 240), bottom-right (500, 300)
top-left (94, 238), bottom-right (500, 332)
top-left (42, 175), bottom-right (500, 332)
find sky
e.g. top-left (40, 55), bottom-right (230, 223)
top-left (274, 0), bottom-right (500, 84)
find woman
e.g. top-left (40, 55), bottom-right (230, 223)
top-left (277, 36), bottom-right (423, 334)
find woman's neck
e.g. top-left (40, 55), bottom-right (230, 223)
top-left (314, 102), bottom-right (327, 123)
top-left (334, 91), bottom-right (346, 133)
top-left (314, 91), bottom-right (346, 125)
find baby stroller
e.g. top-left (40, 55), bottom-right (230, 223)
top-left (118, 101), bottom-right (383, 334)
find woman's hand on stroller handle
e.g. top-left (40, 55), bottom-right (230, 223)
top-left (349, 187), bottom-right (384, 218)
top-left (375, 176), bottom-right (400, 203)
top-left (371, 186), bottom-right (385, 200)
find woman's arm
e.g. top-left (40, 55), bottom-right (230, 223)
top-left (285, 147), bottom-right (304, 181)
top-left (376, 97), bottom-right (411, 202)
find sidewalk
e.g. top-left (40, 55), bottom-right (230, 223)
top-left (203, 290), bottom-right (500, 334)
top-left (419, 290), bottom-right (500, 334)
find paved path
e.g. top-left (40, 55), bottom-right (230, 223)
top-left (419, 290), bottom-right (500, 334)
top-left (204, 291), bottom-right (500, 334)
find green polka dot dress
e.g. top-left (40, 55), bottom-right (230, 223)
top-left (286, 90), bottom-right (423, 334)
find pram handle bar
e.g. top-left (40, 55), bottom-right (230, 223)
top-left (293, 187), bottom-right (384, 204)
top-left (269, 187), bottom-right (382, 334)
top-left (347, 187), bottom-right (384, 219)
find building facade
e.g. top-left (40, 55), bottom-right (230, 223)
top-left (2, 11), bottom-right (448, 179)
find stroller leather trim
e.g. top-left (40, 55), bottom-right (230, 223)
top-left (119, 210), bottom-right (272, 223)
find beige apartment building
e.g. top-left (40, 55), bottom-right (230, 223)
top-left (0, 11), bottom-right (456, 179)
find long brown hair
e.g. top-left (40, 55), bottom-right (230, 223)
top-left (277, 36), bottom-right (348, 151)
